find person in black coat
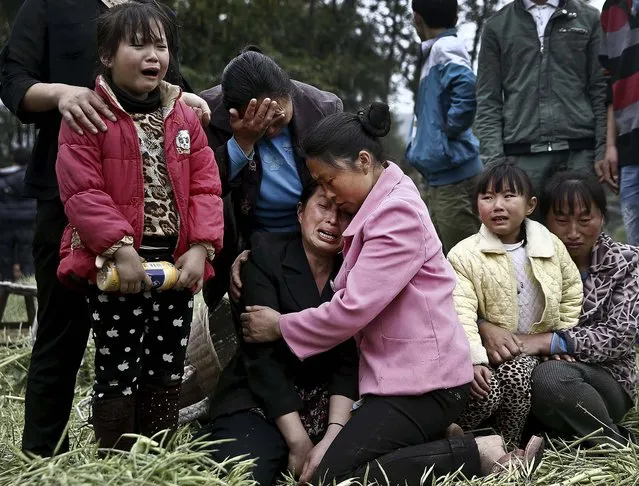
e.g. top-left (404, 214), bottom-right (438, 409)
top-left (0, 0), bottom-right (210, 457)
top-left (196, 182), bottom-right (359, 486)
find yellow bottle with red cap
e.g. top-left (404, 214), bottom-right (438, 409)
top-left (97, 261), bottom-right (179, 292)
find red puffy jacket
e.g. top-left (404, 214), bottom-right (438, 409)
top-left (56, 77), bottom-right (223, 287)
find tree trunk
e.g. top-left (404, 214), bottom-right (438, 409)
top-left (470, 0), bottom-right (500, 65)
top-left (381, 0), bottom-right (402, 102)
top-left (470, 16), bottom-right (483, 65)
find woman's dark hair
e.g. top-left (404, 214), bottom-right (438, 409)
top-left (299, 180), bottom-right (321, 207)
top-left (473, 163), bottom-right (533, 212)
top-left (412, 0), bottom-right (458, 29)
top-left (541, 171), bottom-right (608, 219)
top-left (221, 49), bottom-right (293, 111)
top-left (97, 1), bottom-right (175, 72)
top-left (301, 102), bottom-right (392, 169)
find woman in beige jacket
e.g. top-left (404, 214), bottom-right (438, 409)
top-left (447, 164), bottom-right (583, 445)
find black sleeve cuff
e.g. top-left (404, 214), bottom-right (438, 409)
top-left (3, 76), bottom-right (48, 125)
top-left (263, 394), bottom-right (304, 420)
top-left (328, 381), bottom-right (359, 401)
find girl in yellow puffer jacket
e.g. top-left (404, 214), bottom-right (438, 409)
top-left (447, 163), bottom-right (582, 445)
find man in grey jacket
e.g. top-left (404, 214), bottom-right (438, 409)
top-left (475, 0), bottom-right (607, 212)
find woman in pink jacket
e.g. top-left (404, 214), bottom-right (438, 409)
top-left (242, 103), bottom-right (544, 484)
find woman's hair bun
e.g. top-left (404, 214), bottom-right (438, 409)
top-left (241, 44), bottom-right (264, 55)
top-left (357, 102), bottom-right (391, 138)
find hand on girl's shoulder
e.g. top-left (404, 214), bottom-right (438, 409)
top-left (180, 91), bottom-right (212, 126)
top-left (172, 98), bottom-right (215, 154)
top-left (177, 96), bottom-right (208, 128)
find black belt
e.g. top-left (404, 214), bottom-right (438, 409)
top-left (504, 138), bottom-right (596, 156)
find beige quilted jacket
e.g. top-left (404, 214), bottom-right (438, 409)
top-left (447, 219), bottom-right (583, 365)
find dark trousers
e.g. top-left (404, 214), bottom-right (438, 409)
top-left (0, 221), bottom-right (35, 280)
top-left (531, 360), bottom-right (634, 445)
top-left (195, 411), bottom-right (288, 486)
top-left (314, 385), bottom-right (481, 485)
top-left (195, 406), bottom-right (480, 486)
top-left (426, 175), bottom-right (481, 255)
top-left (22, 198), bottom-right (91, 457)
top-left (506, 149), bottom-right (595, 221)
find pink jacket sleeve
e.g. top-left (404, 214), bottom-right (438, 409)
top-left (280, 199), bottom-right (427, 359)
top-left (184, 107), bottom-right (224, 253)
top-left (56, 121), bottom-right (134, 255)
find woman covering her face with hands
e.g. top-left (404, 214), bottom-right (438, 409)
top-left (201, 47), bottom-right (343, 307)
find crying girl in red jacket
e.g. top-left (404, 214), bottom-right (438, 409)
top-left (54, 3), bottom-right (223, 452)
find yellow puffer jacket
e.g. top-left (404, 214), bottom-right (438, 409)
top-left (447, 219), bottom-right (583, 365)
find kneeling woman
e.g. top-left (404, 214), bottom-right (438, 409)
top-left (242, 103), bottom-right (543, 484)
top-left (197, 183), bottom-right (359, 485)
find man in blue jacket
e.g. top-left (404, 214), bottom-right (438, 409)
top-left (407, 0), bottom-right (483, 254)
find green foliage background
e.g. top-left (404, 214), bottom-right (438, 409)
top-left (0, 0), bottom-right (628, 234)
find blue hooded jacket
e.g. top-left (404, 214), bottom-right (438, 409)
top-left (406, 29), bottom-right (482, 187)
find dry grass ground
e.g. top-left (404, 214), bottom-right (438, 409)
top-left (1, 294), bottom-right (637, 485)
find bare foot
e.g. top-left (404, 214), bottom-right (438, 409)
top-left (445, 423), bottom-right (465, 439)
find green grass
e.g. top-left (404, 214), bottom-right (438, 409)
top-left (1, 294), bottom-right (29, 324)
top-left (0, 335), bottom-right (259, 486)
top-left (1, 319), bottom-right (638, 484)
top-left (1, 276), bottom-right (35, 324)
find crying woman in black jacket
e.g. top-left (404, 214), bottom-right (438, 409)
top-left (196, 181), bottom-right (358, 485)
